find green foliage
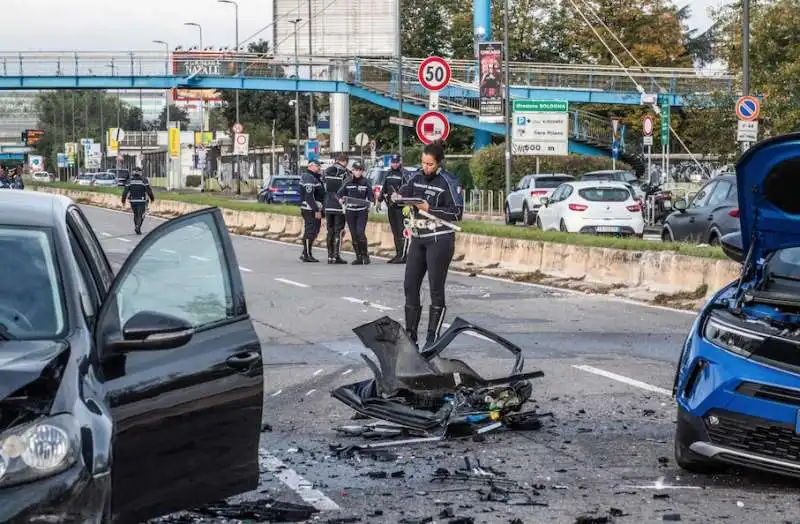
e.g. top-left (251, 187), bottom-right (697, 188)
top-left (185, 175), bottom-right (202, 188)
top-left (469, 145), bottom-right (620, 191)
top-left (156, 104), bottom-right (191, 130)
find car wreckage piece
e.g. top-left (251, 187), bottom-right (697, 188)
top-left (331, 316), bottom-right (544, 437)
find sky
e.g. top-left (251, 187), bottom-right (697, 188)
top-left (1, 0), bottom-right (719, 53)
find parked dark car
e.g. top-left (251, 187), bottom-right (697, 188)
top-left (107, 168), bottom-right (130, 187)
top-left (0, 191), bottom-right (263, 523)
top-left (661, 175), bottom-right (740, 245)
top-left (257, 175), bottom-right (302, 204)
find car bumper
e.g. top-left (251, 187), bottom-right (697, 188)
top-left (676, 321), bottom-right (800, 477)
top-left (0, 464), bottom-right (109, 523)
top-left (266, 195), bottom-right (302, 204)
top-left (565, 216), bottom-right (645, 235)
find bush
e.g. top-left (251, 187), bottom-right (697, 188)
top-left (469, 145), bottom-right (627, 191)
top-left (185, 175), bottom-right (202, 188)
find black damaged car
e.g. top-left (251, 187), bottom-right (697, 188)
top-left (0, 191), bottom-right (264, 523)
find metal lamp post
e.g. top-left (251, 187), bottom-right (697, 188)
top-left (502, 0), bottom-right (511, 196)
top-left (289, 18), bottom-right (302, 172)
top-left (218, 0), bottom-right (242, 194)
top-left (741, 0), bottom-right (751, 153)
top-left (184, 22), bottom-right (205, 134)
top-left (153, 39), bottom-right (172, 189)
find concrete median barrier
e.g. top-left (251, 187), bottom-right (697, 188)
top-left (41, 187), bottom-right (739, 308)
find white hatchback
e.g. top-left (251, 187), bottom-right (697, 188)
top-left (536, 181), bottom-right (645, 237)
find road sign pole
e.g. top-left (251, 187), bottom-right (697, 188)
top-left (502, 0), bottom-right (511, 197)
top-left (647, 145), bottom-right (652, 184)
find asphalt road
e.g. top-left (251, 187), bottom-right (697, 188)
top-left (83, 205), bottom-right (800, 524)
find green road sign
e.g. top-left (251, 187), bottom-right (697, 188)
top-left (660, 100), bottom-right (670, 147)
top-left (512, 100), bottom-right (569, 112)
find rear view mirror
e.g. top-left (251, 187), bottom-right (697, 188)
top-left (720, 232), bottom-right (744, 264)
top-left (106, 311), bottom-right (194, 354)
top-left (673, 198), bottom-right (688, 212)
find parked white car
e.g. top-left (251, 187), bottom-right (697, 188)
top-left (92, 172), bottom-right (118, 187)
top-left (504, 174), bottom-right (575, 225)
top-left (536, 181), bottom-right (645, 237)
top-left (32, 171), bottom-right (54, 182)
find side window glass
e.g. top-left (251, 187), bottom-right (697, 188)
top-left (549, 186), bottom-right (562, 202)
top-left (112, 213), bottom-right (234, 330)
top-left (68, 231), bottom-right (98, 320)
top-left (690, 182), bottom-right (716, 209)
top-left (68, 207), bottom-right (113, 290)
top-left (516, 176), bottom-right (528, 191)
top-left (561, 186), bottom-right (574, 200)
top-left (707, 181), bottom-right (731, 208)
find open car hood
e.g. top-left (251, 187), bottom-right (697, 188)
top-left (736, 133), bottom-right (800, 258)
top-left (0, 341), bottom-right (68, 401)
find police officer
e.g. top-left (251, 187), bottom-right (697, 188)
top-left (299, 159), bottom-right (325, 263)
top-left (323, 152), bottom-right (350, 264)
top-left (392, 143), bottom-right (461, 348)
top-left (121, 167), bottom-right (155, 235)
top-left (337, 161), bottom-right (373, 265)
top-left (379, 153), bottom-right (409, 264)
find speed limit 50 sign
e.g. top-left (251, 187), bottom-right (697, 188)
top-left (418, 56), bottom-right (451, 92)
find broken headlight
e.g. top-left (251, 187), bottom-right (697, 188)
top-left (704, 316), bottom-right (764, 357)
top-left (0, 414), bottom-right (80, 488)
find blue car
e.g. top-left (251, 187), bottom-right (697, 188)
top-left (257, 175), bottom-right (302, 205)
top-left (673, 133), bottom-right (800, 478)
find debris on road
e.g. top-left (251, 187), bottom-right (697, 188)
top-left (154, 498), bottom-right (319, 523)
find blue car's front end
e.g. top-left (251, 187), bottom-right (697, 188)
top-left (673, 133), bottom-right (800, 478)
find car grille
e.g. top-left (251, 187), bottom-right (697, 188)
top-left (736, 382), bottom-right (800, 407)
top-left (705, 410), bottom-right (800, 463)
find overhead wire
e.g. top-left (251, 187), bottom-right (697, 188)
top-left (566, 0), bottom-right (709, 176)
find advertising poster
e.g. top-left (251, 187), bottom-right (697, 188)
top-left (478, 42), bottom-right (504, 123)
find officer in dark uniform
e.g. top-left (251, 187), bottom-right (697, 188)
top-left (299, 159), bottom-right (325, 263)
top-left (337, 161), bottom-right (373, 265)
top-left (121, 167), bottom-right (155, 235)
top-left (392, 142), bottom-right (461, 348)
top-left (323, 152), bottom-right (350, 264)
top-left (379, 153), bottom-right (409, 264)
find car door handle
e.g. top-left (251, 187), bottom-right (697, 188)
top-left (707, 214), bottom-right (714, 220)
top-left (226, 351), bottom-right (261, 370)
top-left (689, 217), bottom-right (695, 223)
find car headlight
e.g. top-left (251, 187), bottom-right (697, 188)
top-left (0, 414), bottom-right (80, 488)
top-left (703, 316), bottom-right (764, 357)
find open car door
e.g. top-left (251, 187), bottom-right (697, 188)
top-left (94, 207), bottom-right (264, 524)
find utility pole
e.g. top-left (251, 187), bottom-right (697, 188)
top-left (395, 0), bottom-right (403, 158)
top-left (502, 0), bottom-right (511, 196)
top-left (218, 0), bottom-right (241, 193)
top-left (154, 40), bottom-right (171, 187)
top-left (291, 18), bottom-right (302, 172)
top-left (741, 0), bottom-right (751, 153)
top-left (308, 0), bottom-right (314, 125)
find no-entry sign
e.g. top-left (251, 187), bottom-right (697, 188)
top-left (643, 115), bottom-right (654, 136)
top-left (416, 111), bottom-right (450, 144)
top-left (417, 56), bottom-right (452, 92)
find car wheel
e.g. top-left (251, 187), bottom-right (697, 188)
top-left (661, 227), bottom-right (674, 243)
top-left (523, 204), bottom-right (535, 226)
top-left (559, 219), bottom-right (568, 233)
top-left (504, 205), bottom-right (516, 225)
top-left (708, 230), bottom-right (721, 246)
top-left (674, 410), bottom-right (725, 475)
top-left (535, 215), bottom-right (543, 230)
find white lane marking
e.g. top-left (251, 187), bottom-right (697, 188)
top-left (275, 277), bottom-right (309, 288)
top-left (116, 237), bottom-right (131, 243)
top-left (313, 369), bottom-right (324, 376)
top-left (270, 389), bottom-right (283, 397)
top-left (190, 255), bottom-right (209, 262)
top-left (81, 204), bottom-right (696, 316)
top-left (239, 266), bottom-right (253, 273)
top-left (572, 364), bottom-right (672, 396)
top-left (341, 368), bottom-right (353, 375)
top-left (341, 297), bottom-right (393, 311)
top-left (305, 389), bottom-right (317, 396)
top-left (441, 322), bottom-right (494, 342)
top-left (160, 248), bottom-right (177, 254)
top-left (101, 232), bottom-right (112, 237)
top-left (260, 453), bottom-right (340, 511)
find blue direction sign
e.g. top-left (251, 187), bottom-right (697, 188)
top-left (611, 141), bottom-right (620, 160)
top-left (305, 139), bottom-right (320, 161)
top-left (736, 96), bottom-right (760, 122)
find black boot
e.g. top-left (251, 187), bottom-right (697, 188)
top-left (424, 306), bottom-right (446, 349)
top-left (405, 305), bottom-right (422, 345)
top-left (299, 239), bottom-right (311, 262)
top-left (333, 235), bottom-right (347, 264)
top-left (351, 240), bottom-right (364, 265)
top-left (307, 239), bottom-right (319, 262)
top-left (327, 234), bottom-right (335, 264)
top-left (361, 238), bottom-right (371, 265)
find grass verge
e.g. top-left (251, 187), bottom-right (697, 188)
top-left (34, 182), bottom-right (727, 260)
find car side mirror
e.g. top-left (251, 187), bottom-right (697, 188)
top-left (720, 232), bottom-right (744, 264)
top-left (540, 196), bottom-right (550, 206)
top-left (106, 311), bottom-right (194, 354)
top-left (673, 198), bottom-right (688, 212)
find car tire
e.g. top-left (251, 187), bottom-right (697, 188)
top-left (523, 204), bottom-right (535, 226)
top-left (708, 229), bottom-right (721, 246)
top-left (674, 410), bottom-right (725, 475)
top-left (504, 205), bottom-right (517, 225)
top-left (661, 227), bottom-right (674, 243)
top-left (559, 219), bottom-right (568, 233)
top-left (535, 215), bottom-right (543, 230)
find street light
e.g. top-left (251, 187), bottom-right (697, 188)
top-left (289, 18), bottom-right (302, 172)
top-left (154, 40), bottom-right (172, 189)
top-left (184, 22), bottom-right (205, 134)
top-left (218, 0), bottom-right (242, 194)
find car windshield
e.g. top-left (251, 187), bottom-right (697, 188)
top-left (535, 176), bottom-right (573, 189)
top-left (368, 169), bottom-right (387, 185)
top-left (766, 247), bottom-right (800, 281)
top-left (78, 174), bottom-right (93, 180)
top-left (95, 173), bottom-right (114, 180)
top-left (272, 178), bottom-right (298, 188)
top-left (0, 227), bottom-right (65, 340)
top-left (578, 187), bottom-right (631, 202)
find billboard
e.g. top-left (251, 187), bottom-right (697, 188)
top-left (273, 0), bottom-right (398, 57)
top-left (478, 42), bottom-right (504, 123)
top-left (171, 52), bottom-right (228, 102)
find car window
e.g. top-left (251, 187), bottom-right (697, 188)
top-left (67, 207), bottom-right (114, 294)
top-left (533, 176), bottom-right (573, 189)
top-left (68, 230), bottom-right (99, 320)
top-left (690, 181), bottom-right (717, 209)
top-left (707, 181), bottom-right (732, 208)
top-left (516, 176), bottom-right (530, 190)
top-left (0, 227), bottom-right (66, 339)
top-left (766, 247), bottom-right (800, 280)
top-left (578, 187), bottom-right (631, 202)
top-left (367, 169), bottom-right (387, 185)
top-left (581, 173), bottom-right (615, 182)
top-left (622, 172), bottom-right (638, 184)
top-left (272, 178), bottom-right (298, 188)
top-left (550, 185), bottom-right (567, 202)
top-left (728, 184), bottom-right (738, 203)
top-left (112, 212), bottom-right (234, 330)
top-left (561, 185), bottom-right (574, 200)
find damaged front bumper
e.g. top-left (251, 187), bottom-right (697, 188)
top-left (331, 316), bottom-right (545, 443)
top-left (0, 463), bottom-right (109, 524)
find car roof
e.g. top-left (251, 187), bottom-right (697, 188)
top-left (583, 170), bottom-right (631, 175)
top-left (566, 180), bottom-right (633, 189)
top-left (531, 173), bottom-right (573, 178)
top-left (0, 190), bottom-right (71, 228)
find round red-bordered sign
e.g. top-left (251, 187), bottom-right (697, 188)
top-left (417, 56), bottom-right (452, 92)
top-left (643, 115), bottom-right (654, 136)
top-left (416, 111), bottom-right (450, 144)
top-left (736, 96), bottom-right (760, 121)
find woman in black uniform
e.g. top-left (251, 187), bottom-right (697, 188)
top-left (338, 161), bottom-right (373, 265)
top-left (392, 143), bottom-right (461, 348)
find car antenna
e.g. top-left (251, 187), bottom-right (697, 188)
top-left (732, 207), bottom-right (760, 315)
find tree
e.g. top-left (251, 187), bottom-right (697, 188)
top-left (153, 104), bottom-right (191, 130)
